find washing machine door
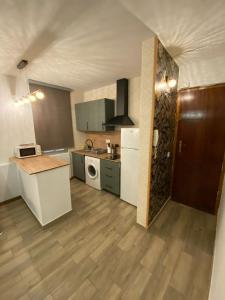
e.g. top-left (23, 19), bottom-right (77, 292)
top-left (87, 163), bottom-right (98, 179)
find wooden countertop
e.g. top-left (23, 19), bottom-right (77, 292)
top-left (10, 155), bottom-right (69, 175)
top-left (73, 150), bottom-right (121, 163)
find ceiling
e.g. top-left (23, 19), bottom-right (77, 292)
top-left (120, 0), bottom-right (225, 88)
top-left (0, 0), bottom-right (153, 90)
top-left (1, 0), bottom-right (225, 90)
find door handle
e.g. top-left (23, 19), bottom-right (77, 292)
top-left (178, 140), bottom-right (182, 153)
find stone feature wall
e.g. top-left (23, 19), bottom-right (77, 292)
top-left (150, 40), bottom-right (179, 221)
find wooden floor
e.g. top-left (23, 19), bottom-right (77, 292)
top-left (0, 178), bottom-right (216, 300)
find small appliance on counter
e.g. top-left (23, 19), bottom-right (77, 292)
top-left (106, 144), bottom-right (119, 160)
top-left (15, 143), bottom-right (42, 158)
top-left (105, 153), bottom-right (120, 161)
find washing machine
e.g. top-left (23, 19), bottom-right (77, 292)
top-left (85, 156), bottom-right (101, 190)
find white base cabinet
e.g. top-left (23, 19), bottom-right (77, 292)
top-left (18, 165), bottom-right (72, 226)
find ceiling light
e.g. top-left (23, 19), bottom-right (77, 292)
top-left (35, 91), bottom-right (45, 100)
top-left (17, 59), bottom-right (28, 70)
top-left (168, 79), bottom-right (177, 88)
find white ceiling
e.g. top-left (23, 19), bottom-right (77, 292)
top-left (1, 0), bottom-right (225, 90)
top-left (0, 0), bottom-right (153, 90)
top-left (120, 0), bottom-right (225, 88)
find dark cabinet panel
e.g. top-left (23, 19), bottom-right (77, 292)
top-left (72, 153), bottom-right (85, 181)
top-left (75, 98), bottom-right (115, 132)
top-left (75, 102), bottom-right (89, 131)
top-left (100, 160), bottom-right (120, 195)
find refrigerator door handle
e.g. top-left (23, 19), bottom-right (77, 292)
top-left (121, 147), bottom-right (139, 151)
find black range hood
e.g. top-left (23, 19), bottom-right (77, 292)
top-left (105, 78), bottom-right (134, 126)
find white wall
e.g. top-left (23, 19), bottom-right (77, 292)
top-left (0, 163), bottom-right (21, 202)
top-left (70, 76), bottom-right (141, 149)
top-left (0, 75), bottom-right (36, 163)
top-left (178, 56), bottom-right (225, 89)
top-left (209, 175), bottom-right (225, 300)
top-left (137, 37), bottom-right (156, 227)
top-left (83, 83), bottom-right (116, 102)
top-left (0, 75), bottom-right (36, 202)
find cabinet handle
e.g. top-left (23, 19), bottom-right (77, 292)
top-left (178, 140), bottom-right (182, 153)
top-left (106, 174), bottom-right (112, 178)
top-left (106, 167), bottom-right (112, 170)
top-left (86, 121), bottom-right (88, 130)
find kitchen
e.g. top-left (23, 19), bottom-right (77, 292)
top-left (72, 78), bottom-right (139, 207)
top-left (4, 76), bottom-right (141, 227)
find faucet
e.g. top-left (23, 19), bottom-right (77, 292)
top-left (85, 139), bottom-right (94, 150)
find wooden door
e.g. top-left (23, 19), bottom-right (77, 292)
top-left (173, 85), bottom-right (225, 214)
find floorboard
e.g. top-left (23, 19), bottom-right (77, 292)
top-left (0, 178), bottom-right (216, 299)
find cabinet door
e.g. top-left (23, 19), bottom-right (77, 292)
top-left (88, 100), bottom-right (106, 132)
top-left (88, 99), bottom-right (115, 132)
top-left (75, 99), bottom-right (115, 132)
top-left (72, 153), bottom-right (85, 181)
top-left (75, 103), bottom-right (89, 131)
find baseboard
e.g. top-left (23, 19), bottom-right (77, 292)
top-left (0, 196), bottom-right (21, 206)
top-left (148, 196), bottom-right (171, 228)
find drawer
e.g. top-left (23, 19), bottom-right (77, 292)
top-left (102, 173), bottom-right (114, 187)
top-left (101, 159), bottom-right (120, 169)
top-left (100, 159), bottom-right (120, 196)
top-left (101, 160), bottom-right (120, 174)
top-left (101, 181), bottom-right (114, 194)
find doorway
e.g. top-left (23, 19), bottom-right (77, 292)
top-left (172, 85), bottom-right (225, 214)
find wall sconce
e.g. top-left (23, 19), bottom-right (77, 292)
top-left (168, 79), bottom-right (177, 88)
top-left (14, 59), bottom-right (45, 107)
top-left (14, 89), bottom-right (45, 106)
top-left (155, 71), bottom-right (177, 95)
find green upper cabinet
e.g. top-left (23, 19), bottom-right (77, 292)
top-left (75, 98), bottom-right (115, 132)
top-left (75, 102), bottom-right (89, 131)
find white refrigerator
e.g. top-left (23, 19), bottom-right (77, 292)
top-left (120, 128), bottom-right (140, 206)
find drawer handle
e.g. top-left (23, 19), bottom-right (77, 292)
top-left (106, 174), bottom-right (112, 178)
top-left (106, 167), bottom-right (112, 170)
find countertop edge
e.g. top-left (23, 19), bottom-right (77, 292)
top-left (72, 150), bottom-right (121, 163)
top-left (10, 155), bottom-right (70, 175)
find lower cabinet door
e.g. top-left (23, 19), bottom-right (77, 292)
top-left (72, 153), bottom-right (85, 181)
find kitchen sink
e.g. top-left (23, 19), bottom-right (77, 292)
top-left (83, 148), bottom-right (107, 155)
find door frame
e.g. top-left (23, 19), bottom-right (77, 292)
top-left (215, 153), bottom-right (225, 214)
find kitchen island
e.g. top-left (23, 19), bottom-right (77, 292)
top-left (11, 155), bottom-right (72, 226)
